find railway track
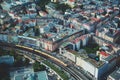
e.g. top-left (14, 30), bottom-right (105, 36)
top-left (0, 42), bottom-right (82, 80)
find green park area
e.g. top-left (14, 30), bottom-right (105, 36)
top-left (36, 0), bottom-right (71, 13)
top-left (36, 0), bottom-right (51, 11)
top-left (53, 2), bottom-right (71, 13)
top-left (83, 43), bottom-right (99, 54)
top-left (44, 60), bottom-right (69, 80)
top-left (0, 47), bottom-right (69, 80)
top-left (33, 61), bottom-right (46, 72)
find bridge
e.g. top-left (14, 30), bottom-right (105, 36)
top-left (0, 42), bottom-right (84, 80)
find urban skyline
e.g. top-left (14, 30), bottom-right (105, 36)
top-left (0, 0), bottom-right (120, 80)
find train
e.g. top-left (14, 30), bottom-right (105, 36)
top-left (16, 45), bottom-right (67, 67)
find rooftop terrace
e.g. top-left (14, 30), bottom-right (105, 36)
top-left (66, 49), bottom-right (105, 68)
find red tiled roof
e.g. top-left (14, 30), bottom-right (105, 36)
top-left (69, 0), bottom-right (75, 2)
top-left (100, 51), bottom-right (109, 57)
top-left (73, 35), bottom-right (86, 43)
top-left (98, 9), bottom-right (104, 13)
top-left (91, 17), bottom-right (100, 22)
top-left (9, 12), bottom-right (14, 14)
top-left (18, 19), bottom-right (22, 23)
top-left (31, 19), bottom-right (36, 22)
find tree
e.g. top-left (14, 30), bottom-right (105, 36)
top-left (55, 3), bottom-right (71, 13)
top-left (118, 21), bottom-right (120, 28)
top-left (0, 0), bottom-right (3, 4)
top-left (95, 13), bottom-right (97, 18)
top-left (80, 4), bottom-right (83, 9)
top-left (102, 10), bottom-right (107, 15)
top-left (35, 28), bottom-right (40, 36)
top-left (9, 49), bottom-right (16, 56)
top-left (33, 62), bottom-right (46, 72)
top-left (36, 0), bottom-right (51, 11)
top-left (24, 59), bottom-right (30, 66)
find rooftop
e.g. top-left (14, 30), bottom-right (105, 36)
top-left (104, 54), bottom-right (116, 62)
top-left (109, 68), bottom-right (120, 80)
top-left (66, 49), bottom-right (105, 68)
top-left (0, 55), bottom-right (14, 64)
top-left (38, 22), bottom-right (85, 43)
top-left (10, 67), bottom-right (48, 80)
top-left (80, 54), bottom-right (105, 68)
top-left (36, 71), bottom-right (48, 80)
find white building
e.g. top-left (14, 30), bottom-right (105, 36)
top-left (77, 54), bottom-right (116, 79)
top-left (60, 46), bottom-right (117, 79)
top-left (18, 36), bottom-right (40, 48)
top-left (10, 66), bottom-right (48, 80)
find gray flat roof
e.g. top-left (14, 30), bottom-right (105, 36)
top-left (36, 71), bottom-right (48, 80)
top-left (109, 68), bottom-right (120, 80)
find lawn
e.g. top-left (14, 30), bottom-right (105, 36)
top-left (83, 43), bottom-right (99, 54)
